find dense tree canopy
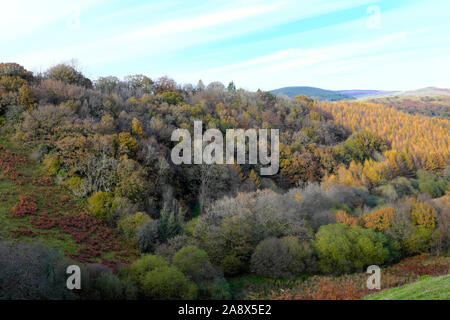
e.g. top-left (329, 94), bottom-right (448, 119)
top-left (0, 63), bottom-right (448, 300)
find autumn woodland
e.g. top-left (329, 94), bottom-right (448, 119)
top-left (0, 62), bottom-right (448, 300)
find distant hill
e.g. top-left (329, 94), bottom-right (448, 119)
top-left (394, 87), bottom-right (450, 97)
top-left (336, 90), bottom-right (397, 99)
top-left (366, 94), bottom-right (450, 119)
top-left (270, 86), bottom-right (353, 101)
top-left (271, 86), bottom-right (450, 101)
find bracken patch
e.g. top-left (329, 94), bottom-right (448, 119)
top-left (30, 211), bottom-right (57, 229)
top-left (11, 194), bottom-right (38, 217)
top-left (11, 226), bottom-right (37, 238)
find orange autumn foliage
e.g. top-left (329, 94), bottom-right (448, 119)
top-left (11, 195), bottom-right (38, 218)
top-left (335, 210), bottom-right (359, 226)
top-left (363, 207), bottom-right (395, 231)
top-left (310, 278), bottom-right (361, 300)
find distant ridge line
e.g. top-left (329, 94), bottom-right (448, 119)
top-left (270, 86), bottom-right (450, 100)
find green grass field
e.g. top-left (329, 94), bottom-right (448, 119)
top-left (364, 275), bottom-right (450, 300)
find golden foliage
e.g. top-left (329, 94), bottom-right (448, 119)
top-left (117, 132), bottom-right (138, 157)
top-left (18, 84), bottom-right (37, 111)
top-left (362, 207), bottom-right (395, 231)
top-left (335, 210), bottom-right (359, 226)
top-left (318, 101), bottom-right (450, 171)
top-left (410, 198), bottom-right (438, 229)
top-left (131, 117), bottom-right (145, 138)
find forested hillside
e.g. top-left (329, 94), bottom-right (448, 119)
top-left (270, 86), bottom-right (353, 100)
top-left (1, 62), bottom-right (449, 300)
top-left (365, 95), bottom-right (450, 119)
top-left (317, 100), bottom-right (449, 181)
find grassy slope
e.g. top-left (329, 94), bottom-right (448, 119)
top-left (364, 275), bottom-right (450, 300)
top-left (0, 136), bottom-right (136, 268)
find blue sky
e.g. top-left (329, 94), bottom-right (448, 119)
top-left (2, 0), bottom-right (450, 91)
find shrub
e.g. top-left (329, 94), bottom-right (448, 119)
top-left (347, 226), bottom-right (398, 269)
top-left (172, 245), bottom-right (216, 284)
top-left (119, 254), bottom-right (199, 300)
top-left (386, 209), bottom-right (421, 256)
top-left (17, 84), bottom-right (37, 111)
top-left (376, 183), bottom-right (399, 202)
top-left (4, 104), bottom-right (25, 130)
top-left (184, 217), bottom-right (198, 237)
top-left (159, 91), bottom-right (184, 105)
top-left (203, 277), bottom-right (232, 300)
top-left (96, 113), bottom-right (116, 134)
top-left (444, 166), bottom-right (450, 180)
top-left (114, 157), bottom-right (147, 204)
top-left (140, 266), bottom-right (197, 299)
top-left (0, 63), bottom-right (33, 80)
top-left (251, 237), bottom-right (293, 278)
top-left (212, 215), bottom-right (256, 265)
top-left (432, 207), bottom-right (450, 255)
top-left (117, 132), bottom-right (138, 157)
top-left (136, 220), bottom-right (159, 253)
top-left (335, 210), bottom-right (359, 226)
top-left (221, 254), bottom-right (246, 276)
top-left (88, 272), bottom-right (137, 300)
top-left (42, 154), bottom-right (61, 175)
top-left (314, 224), bottom-right (399, 273)
top-left (131, 117), bottom-right (145, 137)
top-left (403, 226), bottom-right (433, 255)
top-left (87, 191), bottom-right (114, 220)
top-left (124, 254), bottom-right (169, 285)
top-left (118, 212), bottom-right (151, 244)
top-left (0, 241), bottom-right (74, 299)
top-left (66, 175), bottom-right (86, 197)
top-left (343, 130), bottom-right (387, 163)
top-left (410, 199), bottom-right (437, 229)
top-left (45, 63), bottom-right (92, 88)
top-left (81, 154), bottom-right (118, 195)
top-left (111, 196), bottom-right (139, 219)
top-left (154, 235), bottom-right (190, 261)
top-left (281, 236), bottom-right (316, 274)
top-left (416, 170), bottom-right (447, 198)
top-left (157, 206), bottom-right (185, 242)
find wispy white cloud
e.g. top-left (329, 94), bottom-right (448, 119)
top-left (3, 0), bottom-right (450, 90)
top-left (9, 1), bottom-right (286, 69)
top-left (0, 0), bottom-right (105, 42)
top-left (201, 32), bottom-right (408, 75)
top-left (265, 32), bottom-right (407, 72)
top-left (107, 1), bottom-right (285, 44)
top-left (178, 30), bottom-right (450, 91)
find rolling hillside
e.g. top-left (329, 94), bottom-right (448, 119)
top-left (271, 86), bottom-right (450, 101)
top-left (270, 86), bottom-right (353, 101)
top-left (394, 87), bottom-right (450, 97)
top-left (366, 95), bottom-right (450, 118)
top-left (336, 90), bottom-right (397, 99)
